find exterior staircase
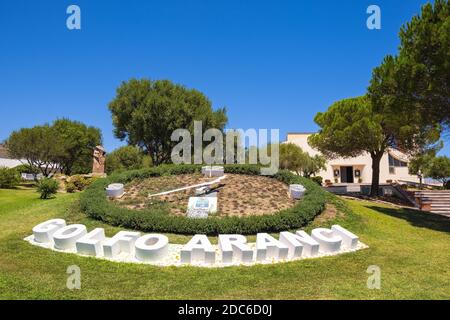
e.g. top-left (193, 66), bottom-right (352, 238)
top-left (414, 191), bottom-right (450, 216)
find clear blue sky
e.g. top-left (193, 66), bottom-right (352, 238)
top-left (1, 0), bottom-right (448, 155)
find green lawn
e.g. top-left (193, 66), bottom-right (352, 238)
top-left (0, 187), bottom-right (449, 299)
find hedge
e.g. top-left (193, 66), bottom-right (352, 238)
top-left (79, 164), bottom-right (328, 235)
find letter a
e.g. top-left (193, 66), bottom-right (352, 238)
top-left (66, 5), bottom-right (81, 30)
top-left (366, 5), bottom-right (381, 30)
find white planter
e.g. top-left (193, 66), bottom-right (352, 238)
top-left (106, 183), bottom-right (124, 198)
top-left (201, 166), bottom-right (224, 177)
top-left (289, 184), bottom-right (306, 199)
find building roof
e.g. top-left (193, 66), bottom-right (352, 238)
top-left (286, 132), bottom-right (316, 136)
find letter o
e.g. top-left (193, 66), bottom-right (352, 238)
top-left (135, 234), bottom-right (169, 262)
top-left (53, 224), bottom-right (87, 250)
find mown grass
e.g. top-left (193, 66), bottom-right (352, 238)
top-left (0, 187), bottom-right (449, 299)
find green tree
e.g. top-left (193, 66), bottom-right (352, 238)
top-left (369, 1), bottom-right (450, 143)
top-left (408, 145), bottom-right (442, 188)
top-left (105, 145), bottom-right (145, 174)
top-left (108, 79), bottom-right (228, 166)
top-left (309, 97), bottom-right (390, 196)
top-left (369, 55), bottom-right (443, 153)
top-left (425, 156), bottom-right (450, 187)
top-left (52, 119), bottom-right (102, 175)
top-left (302, 154), bottom-right (326, 178)
top-left (6, 125), bottom-right (64, 177)
top-left (6, 120), bottom-right (102, 177)
top-left (269, 143), bottom-right (325, 178)
top-left (279, 143), bottom-right (309, 175)
top-left (397, 0), bottom-right (450, 126)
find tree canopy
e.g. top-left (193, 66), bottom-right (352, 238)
top-left (427, 156), bottom-right (450, 187)
top-left (410, 152), bottom-right (450, 187)
top-left (302, 154), bottom-right (326, 178)
top-left (309, 94), bottom-right (441, 196)
top-left (264, 142), bottom-right (326, 178)
top-left (6, 120), bottom-right (102, 176)
top-left (6, 125), bottom-right (64, 177)
top-left (309, 97), bottom-right (386, 157)
top-left (105, 145), bottom-right (145, 174)
top-left (368, 0), bottom-right (449, 144)
top-left (108, 79), bottom-right (228, 165)
top-left (52, 119), bottom-right (102, 175)
top-left (308, 97), bottom-right (388, 196)
top-left (279, 143), bottom-right (309, 175)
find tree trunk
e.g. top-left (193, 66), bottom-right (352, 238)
top-left (370, 151), bottom-right (383, 197)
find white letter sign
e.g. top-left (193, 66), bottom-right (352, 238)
top-left (219, 234), bottom-right (253, 264)
top-left (135, 234), bottom-right (169, 262)
top-left (256, 233), bottom-right (288, 261)
top-left (181, 235), bottom-right (215, 264)
top-left (26, 220), bottom-right (365, 267)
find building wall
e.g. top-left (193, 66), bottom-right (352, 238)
top-left (286, 133), bottom-right (420, 184)
top-left (0, 158), bottom-right (24, 168)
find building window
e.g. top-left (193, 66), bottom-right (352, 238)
top-left (388, 154), bottom-right (407, 174)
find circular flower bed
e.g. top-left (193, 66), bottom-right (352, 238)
top-left (115, 173), bottom-right (296, 216)
top-left (79, 164), bottom-right (328, 235)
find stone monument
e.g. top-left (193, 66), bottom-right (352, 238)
top-left (92, 145), bottom-right (106, 176)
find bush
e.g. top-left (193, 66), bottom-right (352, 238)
top-left (66, 175), bottom-right (97, 192)
top-left (0, 167), bottom-right (21, 188)
top-left (13, 164), bottom-right (39, 175)
top-left (71, 175), bottom-right (89, 190)
top-left (36, 178), bottom-right (59, 199)
top-left (310, 176), bottom-right (323, 186)
top-left (80, 164), bottom-right (327, 235)
top-left (445, 180), bottom-right (450, 190)
top-left (66, 181), bottom-right (77, 193)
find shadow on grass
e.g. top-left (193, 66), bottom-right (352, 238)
top-left (367, 205), bottom-right (450, 234)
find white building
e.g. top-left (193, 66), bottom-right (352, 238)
top-left (286, 133), bottom-right (420, 185)
top-left (0, 145), bottom-right (24, 168)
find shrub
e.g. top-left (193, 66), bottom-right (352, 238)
top-left (14, 164), bottom-right (39, 175)
top-left (445, 180), bottom-right (450, 190)
top-left (0, 167), bottom-right (21, 188)
top-left (66, 181), bottom-right (77, 193)
top-left (66, 175), bottom-right (97, 192)
top-left (36, 178), bottom-right (59, 199)
top-left (310, 176), bottom-right (323, 186)
top-left (71, 175), bottom-right (89, 191)
top-left (80, 164), bottom-right (327, 235)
